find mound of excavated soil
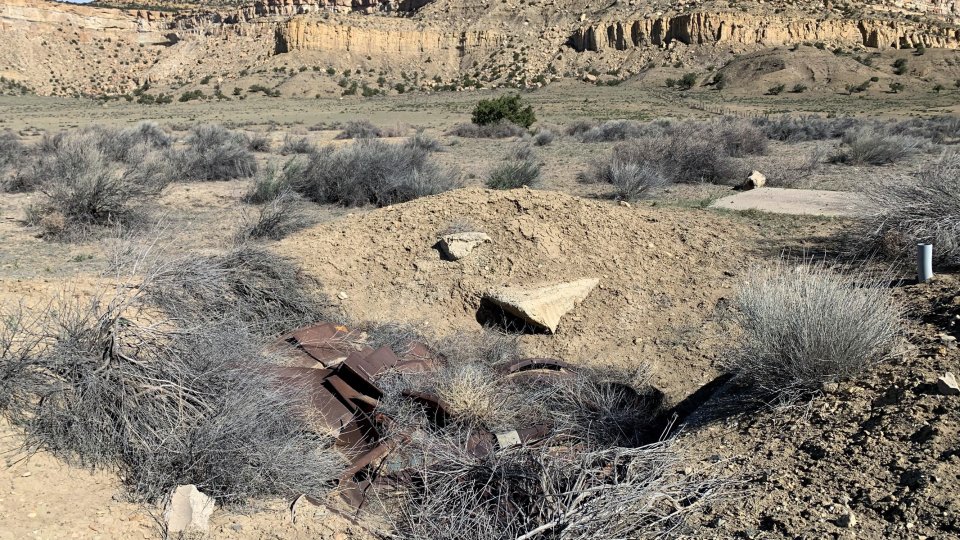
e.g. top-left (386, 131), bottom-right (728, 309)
top-left (278, 187), bottom-right (762, 402)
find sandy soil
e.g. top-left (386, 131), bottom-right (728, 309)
top-left (711, 187), bottom-right (870, 217)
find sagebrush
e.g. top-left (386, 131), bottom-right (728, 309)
top-left (863, 150), bottom-right (960, 265)
top-left (292, 139), bottom-right (460, 207)
top-left (726, 263), bottom-right (901, 400)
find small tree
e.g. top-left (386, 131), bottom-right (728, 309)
top-left (471, 94), bottom-right (536, 128)
top-left (893, 58), bottom-right (908, 75)
top-left (933, 84), bottom-right (945, 94)
top-left (767, 84), bottom-right (786, 95)
top-left (791, 84), bottom-right (807, 93)
top-left (915, 44), bottom-right (926, 56)
top-left (713, 72), bottom-right (726, 90)
top-left (889, 82), bottom-right (905, 93)
top-left (678, 73), bottom-right (698, 90)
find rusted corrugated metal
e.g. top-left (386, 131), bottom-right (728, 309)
top-left (271, 322), bottom-right (569, 509)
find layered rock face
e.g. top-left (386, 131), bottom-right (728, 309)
top-left (276, 15), bottom-right (506, 62)
top-left (568, 12), bottom-right (960, 52)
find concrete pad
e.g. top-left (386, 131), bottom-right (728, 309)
top-left (710, 188), bottom-right (868, 217)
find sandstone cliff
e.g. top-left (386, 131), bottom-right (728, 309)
top-left (1, 0), bottom-right (959, 97)
top-left (568, 12), bottom-right (960, 52)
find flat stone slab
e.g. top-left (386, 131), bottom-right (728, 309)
top-left (485, 278), bottom-right (599, 333)
top-left (710, 188), bottom-right (868, 217)
top-left (439, 232), bottom-right (491, 260)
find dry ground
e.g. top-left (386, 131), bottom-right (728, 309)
top-left (0, 86), bottom-right (957, 539)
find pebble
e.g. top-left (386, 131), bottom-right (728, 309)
top-left (837, 509), bottom-right (857, 528)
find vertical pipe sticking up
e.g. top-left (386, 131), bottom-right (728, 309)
top-left (917, 243), bottom-right (933, 283)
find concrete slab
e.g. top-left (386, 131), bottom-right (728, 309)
top-left (710, 188), bottom-right (869, 217)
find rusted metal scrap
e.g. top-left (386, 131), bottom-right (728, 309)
top-left (271, 321), bottom-right (569, 509)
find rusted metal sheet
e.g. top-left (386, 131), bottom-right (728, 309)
top-left (342, 346), bottom-right (401, 381)
top-left (505, 358), bottom-right (574, 374)
top-left (274, 323), bottom-right (588, 510)
top-left (269, 367), bottom-right (354, 433)
top-left (278, 322), bottom-right (359, 367)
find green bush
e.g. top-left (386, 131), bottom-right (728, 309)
top-left (767, 84), bottom-right (786, 95)
top-left (178, 90), bottom-right (205, 103)
top-left (893, 58), bottom-right (908, 75)
top-left (889, 82), bottom-right (905, 93)
top-left (791, 84), bottom-right (808, 93)
top-left (677, 73), bottom-right (698, 90)
top-left (471, 94), bottom-right (536, 129)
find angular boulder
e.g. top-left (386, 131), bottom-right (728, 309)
top-left (485, 278), bottom-right (599, 333)
top-left (937, 372), bottom-right (959, 396)
top-left (439, 232), bottom-right (491, 261)
top-left (165, 484), bottom-right (215, 534)
top-left (738, 170), bottom-right (766, 190)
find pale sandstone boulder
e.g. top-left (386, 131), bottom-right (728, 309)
top-left (439, 232), bottom-right (491, 261)
top-left (485, 278), bottom-right (599, 333)
top-left (165, 484), bottom-right (215, 534)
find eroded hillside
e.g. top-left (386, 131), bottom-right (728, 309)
top-left (2, 0), bottom-right (958, 97)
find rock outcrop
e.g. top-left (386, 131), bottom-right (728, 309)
top-left (568, 12), bottom-right (960, 52)
top-left (275, 15), bottom-right (506, 61)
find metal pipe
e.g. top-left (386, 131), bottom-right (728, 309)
top-left (917, 243), bottom-right (933, 283)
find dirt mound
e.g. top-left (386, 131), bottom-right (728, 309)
top-left (277, 187), bottom-right (760, 402)
top-left (716, 46), bottom-right (881, 94)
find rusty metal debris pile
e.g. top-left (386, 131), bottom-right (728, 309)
top-left (271, 321), bottom-right (649, 509)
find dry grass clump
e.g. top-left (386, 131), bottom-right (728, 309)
top-left (580, 119), bottom-right (763, 190)
top-left (486, 143), bottom-right (540, 190)
top-left (7, 124), bottom-right (173, 194)
top-left (246, 133), bottom-right (272, 152)
top-left (279, 133), bottom-right (315, 155)
top-left (176, 124), bottom-right (257, 181)
top-left (0, 290), bottom-right (343, 504)
top-left (334, 120), bottom-right (408, 140)
top-left (447, 121), bottom-right (527, 139)
top-left (544, 365), bottom-right (662, 448)
top-left (532, 129), bottom-right (555, 146)
top-left (0, 129), bottom-right (24, 171)
top-left (132, 244), bottom-right (332, 336)
top-left (292, 139), bottom-right (461, 207)
top-left (752, 115), bottom-right (861, 142)
top-left (831, 127), bottom-right (924, 165)
top-left (725, 263), bottom-right (901, 401)
top-left (405, 130), bottom-right (443, 152)
top-left (384, 434), bottom-right (724, 540)
top-left (21, 141), bottom-right (165, 239)
top-left (888, 115), bottom-right (960, 144)
top-left (243, 157), bottom-right (306, 204)
top-left (236, 190), bottom-right (308, 241)
top-left (584, 160), bottom-right (668, 201)
top-left (863, 150), bottom-right (960, 265)
top-left (572, 119), bottom-right (671, 143)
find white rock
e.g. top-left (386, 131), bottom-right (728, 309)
top-left (937, 372), bottom-right (960, 396)
top-left (165, 485), bottom-right (215, 534)
top-left (485, 278), bottom-right (599, 333)
top-left (439, 232), bottom-right (491, 261)
top-left (738, 170), bottom-right (767, 190)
